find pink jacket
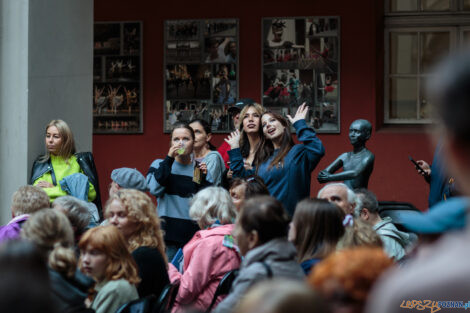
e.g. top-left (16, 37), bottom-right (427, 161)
top-left (168, 224), bottom-right (241, 312)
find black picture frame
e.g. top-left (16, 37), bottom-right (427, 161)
top-left (93, 21), bottom-right (143, 134)
top-left (164, 19), bottom-right (239, 133)
top-left (262, 17), bottom-right (340, 133)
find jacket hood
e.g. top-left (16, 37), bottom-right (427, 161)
top-left (375, 217), bottom-right (411, 246)
top-left (243, 237), bottom-right (297, 266)
top-left (197, 224), bottom-right (235, 239)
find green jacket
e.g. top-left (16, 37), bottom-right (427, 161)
top-left (91, 279), bottom-right (138, 313)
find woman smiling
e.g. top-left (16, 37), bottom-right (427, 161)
top-left (227, 104), bottom-right (325, 216)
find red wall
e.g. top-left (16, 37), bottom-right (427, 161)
top-left (94, 0), bottom-right (434, 211)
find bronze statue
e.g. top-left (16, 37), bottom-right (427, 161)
top-left (317, 119), bottom-right (374, 189)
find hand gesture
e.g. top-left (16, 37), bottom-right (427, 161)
top-left (36, 180), bottom-right (54, 188)
top-left (224, 129), bottom-right (241, 150)
top-left (287, 102), bottom-right (309, 124)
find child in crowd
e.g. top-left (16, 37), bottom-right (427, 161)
top-left (79, 226), bottom-right (140, 313)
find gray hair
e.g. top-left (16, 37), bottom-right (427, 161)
top-left (189, 187), bottom-right (237, 229)
top-left (52, 196), bottom-right (91, 234)
top-left (354, 188), bottom-right (379, 215)
top-left (317, 183), bottom-right (357, 206)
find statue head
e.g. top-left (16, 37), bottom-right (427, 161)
top-left (349, 119), bottom-right (372, 147)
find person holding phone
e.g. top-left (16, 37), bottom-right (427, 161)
top-left (413, 141), bottom-right (458, 207)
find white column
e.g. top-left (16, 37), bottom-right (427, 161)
top-left (0, 0), bottom-right (93, 223)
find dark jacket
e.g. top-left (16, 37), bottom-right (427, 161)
top-left (49, 268), bottom-right (95, 313)
top-left (132, 246), bottom-right (170, 298)
top-left (30, 152), bottom-right (103, 220)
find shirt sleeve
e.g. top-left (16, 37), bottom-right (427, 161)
top-left (204, 152), bottom-right (225, 186)
top-left (83, 170), bottom-right (97, 202)
top-left (292, 119), bottom-right (325, 171)
top-left (146, 157), bottom-right (173, 197)
top-left (227, 148), bottom-right (255, 178)
top-left (33, 173), bottom-right (66, 201)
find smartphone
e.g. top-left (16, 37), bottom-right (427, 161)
top-left (408, 156), bottom-right (429, 178)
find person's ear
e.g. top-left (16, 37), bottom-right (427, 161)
top-left (360, 208), bottom-right (369, 220)
top-left (247, 230), bottom-right (259, 250)
top-left (206, 133), bottom-right (212, 143)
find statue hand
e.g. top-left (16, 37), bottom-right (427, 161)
top-left (317, 170), bottom-right (330, 183)
top-left (287, 102), bottom-right (308, 124)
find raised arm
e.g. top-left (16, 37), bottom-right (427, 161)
top-left (225, 130), bottom-right (254, 177)
top-left (288, 103), bottom-right (325, 170)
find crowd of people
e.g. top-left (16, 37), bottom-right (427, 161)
top-left (1, 49), bottom-right (470, 313)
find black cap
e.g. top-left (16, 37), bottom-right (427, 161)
top-left (228, 98), bottom-right (255, 114)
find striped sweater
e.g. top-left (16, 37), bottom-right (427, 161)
top-left (147, 156), bottom-right (209, 245)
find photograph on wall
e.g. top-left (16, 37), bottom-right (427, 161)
top-left (164, 19), bottom-right (239, 133)
top-left (165, 64), bottom-right (212, 99)
top-left (93, 21), bottom-right (143, 134)
top-left (94, 23), bottom-right (120, 55)
top-left (166, 41), bottom-right (201, 63)
top-left (262, 17), bottom-right (340, 133)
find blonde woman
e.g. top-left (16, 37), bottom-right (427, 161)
top-left (30, 119), bottom-right (102, 218)
top-left (106, 189), bottom-right (169, 297)
top-left (79, 226), bottom-right (140, 313)
top-left (21, 209), bottom-right (93, 313)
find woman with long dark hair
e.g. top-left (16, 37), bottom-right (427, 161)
top-left (288, 198), bottom-right (345, 274)
top-left (226, 103), bottom-right (325, 215)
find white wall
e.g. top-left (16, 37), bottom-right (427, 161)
top-left (0, 0), bottom-right (30, 223)
top-left (0, 0), bottom-right (93, 223)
